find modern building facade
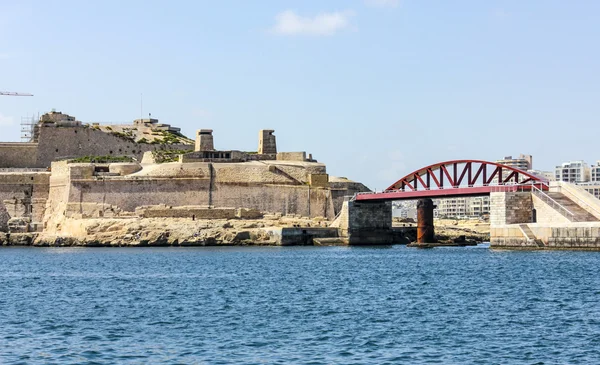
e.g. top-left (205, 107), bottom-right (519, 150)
top-left (581, 184), bottom-right (600, 199)
top-left (591, 161), bottom-right (600, 182)
top-left (434, 197), bottom-right (490, 219)
top-left (496, 154), bottom-right (533, 171)
top-left (555, 161), bottom-right (590, 183)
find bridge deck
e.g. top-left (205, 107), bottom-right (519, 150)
top-left (355, 185), bottom-right (539, 201)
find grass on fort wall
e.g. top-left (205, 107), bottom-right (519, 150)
top-left (144, 130), bottom-right (194, 145)
top-left (152, 149), bottom-right (191, 163)
top-left (110, 131), bottom-right (135, 143)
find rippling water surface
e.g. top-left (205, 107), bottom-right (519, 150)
top-left (1, 245), bottom-right (600, 364)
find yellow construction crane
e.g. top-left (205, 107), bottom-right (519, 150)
top-left (0, 91), bottom-right (33, 96)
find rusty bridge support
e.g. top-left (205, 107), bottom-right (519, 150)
top-left (417, 198), bottom-right (436, 243)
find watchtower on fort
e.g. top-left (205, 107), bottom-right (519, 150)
top-left (195, 129), bottom-right (215, 151)
top-left (258, 130), bottom-right (277, 155)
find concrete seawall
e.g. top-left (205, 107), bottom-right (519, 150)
top-left (491, 223), bottom-right (600, 250)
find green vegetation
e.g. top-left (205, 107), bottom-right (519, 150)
top-left (149, 129), bottom-right (194, 145)
top-left (137, 137), bottom-right (149, 144)
top-left (68, 155), bottom-right (135, 164)
top-left (110, 131), bottom-right (135, 143)
top-left (151, 149), bottom-right (191, 163)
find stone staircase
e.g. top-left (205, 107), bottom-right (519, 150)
top-left (546, 192), bottom-right (598, 222)
top-left (519, 224), bottom-right (545, 247)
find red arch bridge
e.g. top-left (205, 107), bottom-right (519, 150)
top-left (355, 159), bottom-right (549, 201)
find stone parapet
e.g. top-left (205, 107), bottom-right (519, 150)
top-left (277, 152), bottom-right (306, 162)
top-left (109, 163), bottom-right (142, 176)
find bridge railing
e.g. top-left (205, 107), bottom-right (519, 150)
top-left (552, 182), bottom-right (600, 220)
top-left (531, 185), bottom-right (576, 222)
top-left (355, 182), bottom-right (548, 197)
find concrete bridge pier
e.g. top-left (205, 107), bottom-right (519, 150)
top-left (417, 198), bottom-right (436, 244)
top-left (333, 200), bottom-right (402, 244)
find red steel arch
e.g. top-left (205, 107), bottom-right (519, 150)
top-left (356, 159), bottom-right (548, 201)
top-left (387, 159), bottom-right (547, 191)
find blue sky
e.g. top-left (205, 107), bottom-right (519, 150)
top-left (1, 0), bottom-right (599, 189)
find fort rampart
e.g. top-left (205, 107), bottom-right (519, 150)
top-left (0, 126), bottom-right (192, 168)
top-left (0, 112), bottom-right (370, 245)
top-left (0, 143), bottom-right (39, 168)
top-left (0, 171), bottom-right (50, 231)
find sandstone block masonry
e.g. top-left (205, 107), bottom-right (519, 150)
top-left (0, 111), bottom-right (194, 169)
top-left (39, 152), bottom-right (369, 236)
top-left (490, 192), bottom-right (533, 226)
top-left (0, 115), bottom-right (372, 239)
top-left (34, 125), bottom-right (191, 168)
top-left (0, 143), bottom-right (38, 168)
top-left (48, 161), bottom-right (338, 221)
top-left (491, 223), bottom-right (600, 250)
top-left (332, 200), bottom-right (398, 244)
top-left (0, 172), bottom-right (50, 232)
top-left (258, 130), bottom-right (277, 154)
top-left (195, 129), bottom-right (214, 151)
top-left (489, 189), bottom-right (600, 250)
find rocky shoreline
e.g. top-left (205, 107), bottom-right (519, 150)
top-left (394, 218), bottom-right (490, 245)
top-left (0, 217), bottom-right (490, 247)
top-left (0, 216), bottom-right (332, 247)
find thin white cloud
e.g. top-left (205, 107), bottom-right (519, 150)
top-left (365, 0), bottom-right (400, 8)
top-left (0, 113), bottom-right (14, 126)
top-left (271, 10), bottom-right (354, 36)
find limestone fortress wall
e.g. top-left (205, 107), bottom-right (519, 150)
top-left (0, 111), bottom-right (193, 168)
top-left (42, 160), bottom-right (341, 233)
top-left (0, 111), bottom-right (370, 235)
top-left (0, 171), bottom-right (50, 231)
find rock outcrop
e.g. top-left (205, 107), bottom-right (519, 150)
top-left (19, 215), bottom-right (329, 247)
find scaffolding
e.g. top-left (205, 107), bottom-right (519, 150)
top-left (20, 114), bottom-right (37, 142)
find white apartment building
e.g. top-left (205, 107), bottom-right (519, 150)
top-left (392, 198), bottom-right (489, 220)
top-left (581, 184), bottom-right (600, 199)
top-left (591, 161), bottom-right (600, 182)
top-left (436, 198), bottom-right (467, 218)
top-left (579, 162), bottom-right (600, 199)
top-left (496, 154), bottom-right (533, 171)
top-left (555, 160), bottom-right (590, 183)
top-left (468, 196), bottom-right (490, 217)
top-left (496, 154), bottom-right (533, 183)
top-left (434, 197), bottom-right (490, 219)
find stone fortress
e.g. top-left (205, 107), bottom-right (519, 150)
top-left (0, 110), bottom-right (193, 169)
top-left (0, 111), bottom-right (369, 245)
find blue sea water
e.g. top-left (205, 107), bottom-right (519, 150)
top-left (1, 245), bottom-right (600, 364)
